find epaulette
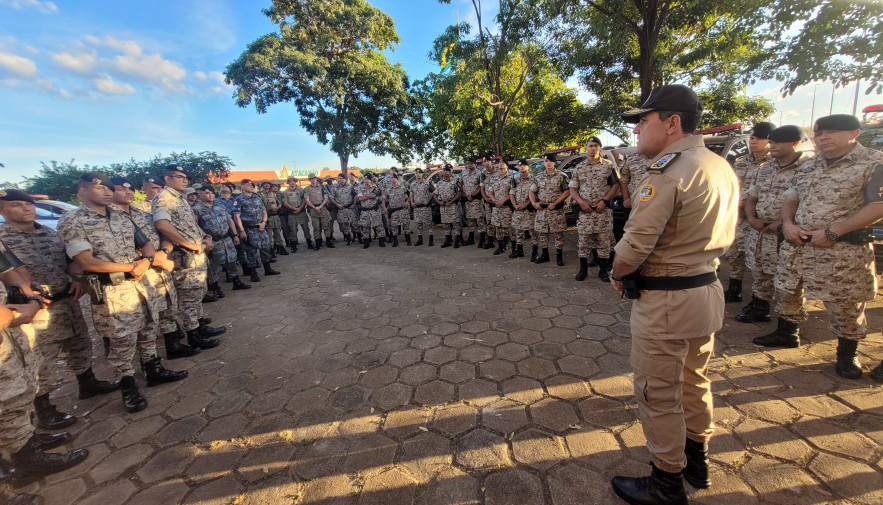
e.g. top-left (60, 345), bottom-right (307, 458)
top-left (649, 153), bottom-right (680, 173)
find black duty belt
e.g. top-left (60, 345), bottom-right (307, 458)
top-left (267, 211), bottom-right (278, 216)
top-left (388, 206), bottom-right (405, 213)
top-left (638, 272), bottom-right (718, 291)
top-left (45, 283), bottom-right (73, 302)
top-left (414, 203), bottom-right (428, 208)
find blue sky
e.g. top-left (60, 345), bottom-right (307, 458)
top-left (0, 0), bottom-right (879, 182)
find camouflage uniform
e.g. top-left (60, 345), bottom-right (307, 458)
top-left (488, 171), bottom-right (515, 242)
top-left (306, 184), bottom-right (332, 239)
top-left (57, 205), bottom-right (159, 377)
top-left (569, 157), bottom-right (617, 259)
top-left (619, 152), bottom-right (653, 202)
top-left (745, 152), bottom-right (813, 310)
top-left (358, 186), bottom-right (384, 237)
top-left (325, 182), bottom-right (339, 231)
top-left (460, 168), bottom-right (486, 233)
top-left (134, 200), bottom-right (152, 213)
top-left (776, 143), bottom-right (883, 338)
top-left (435, 178), bottom-right (462, 237)
top-left (510, 174), bottom-right (536, 246)
top-left (0, 276), bottom-right (38, 456)
top-left (261, 189), bottom-right (285, 248)
top-left (331, 182), bottom-right (358, 237)
top-left (531, 170), bottom-right (568, 249)
top-left (409, 180), bottom-right (435, 239)
top-left (384, 185), bottom-right (410, 232)
top-left (153, 187), bottom-right (208, 333)
top-left (480, 167), bottom-right (497, 238)
top-left (282, 186), bottom-right (311, 243)
top-left (725, 152), bottom-right (770, 281)
top-left (233, 192), bottom-right (272, 268)
top-left (0, 223), bottom-right (93, 396)
top-left (192, 199), bottom-right (237, 285)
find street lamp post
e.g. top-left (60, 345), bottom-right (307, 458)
top-left (809, 83), bottom-right (819, 128)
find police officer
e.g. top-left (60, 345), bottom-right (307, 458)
top-left (487, 157), bottom-right (515, 255)
top-left (509, 159), bottom-right (535, 259)
top-left (383, 175), bottom-right (410, 247)
top-left (153, 166), bottom-right (225, 351)
top-left (722, 121), bottom-right (775, 303)
top-left (608, 85), bottom-right (738, 504)
top-left (232, 179), bottom-right (280, 282)
top-left (135, 175), bottom-right (164, 212)
top-left (305, 174), bottom-right (334, 249)
top-left (0, 190), bottom-right (119, 429)
top-left (409, 168), bottom-right (435, 246)
top-left (193, 184), bottom-right (251, 293)
top-left (433, 164), bottom-right (463, 248)
top-left (282, 176), bottom-right (312, 251)
top-left (529, 153), bottom-right (569, 265)
top-left (776, 114), bottom-right (883, 379)
top-left (737, 126), bottom-right (813, 325)
top-left (480, 156), bottom-right (498, 250)
top-left (265, 182), bottom-right (288, 256)
top-left (570, 136), bottom-right (620, 281)
top-left (357, 174), bottom-right (384, 248)
top-left (460, 158), bottom-right (486, 247)
top-left (324, 176), bottom-right (339, 236)
top-left (330, 172), bottom-right (358, 245)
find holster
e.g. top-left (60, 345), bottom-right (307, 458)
top-left (5, 285), bottom-right (29, 305)
top-left (839, 227), bottom-right (873, 245)
top-left (174, 246), bottom-right (195, 269)
top-left (621, 272), bottom-right (640, 299)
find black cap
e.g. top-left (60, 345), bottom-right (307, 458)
top-left (748, 121), bottom-right (776, 139)
top-left (518, 158), bottom-right (529, 166)
top-left (815, 114), bottom-right (860, 133)
top-left (79, 172), bottom-right (114, 189)
top-left (164, 164), bottom-right (190, 178)
top-left (544, 153), bottom-right (557, 162)
top-left (197, 184), bottom-right (215, 192)
top-left (620, 84), bottom-right (703, 123)
top-left (414, 168), bottom-right (424, 173)
top-left (143, 175), bottom-right (164, 187)
top-left (768, 125), bottom-right (803, 143)
top-left (110, 177), bottom-right (133, 189)
top-left (586, 136), bottom-right (602, 146)
top-left (443, 164), bottom-right (453, 171)
top-left (0, 189), bottom-right (35, 203)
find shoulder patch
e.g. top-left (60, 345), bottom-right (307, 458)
top-left (639, 184), bottom-right (655, 202)
top-left (650, 153), bottom-right (680, 172)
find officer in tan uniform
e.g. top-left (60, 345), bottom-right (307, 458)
top-left (609, 85), bottom-right (738, 504)
top-left (776, 114), bottom-right (883, 380)
top-left (737, 126), bottom-right (813, 325)
top-left (0, 190), bottom-right (120, 431)
top-left (305, 174), bottom-right (334, 249)
top-left (282, 176), bottom-right (312, 251)
top-left (722, 121), bottom-right (775, 303)
top-left (529, 153), bottom-right (569, 265)
top-left (509, 159), bottom-right (535, 259)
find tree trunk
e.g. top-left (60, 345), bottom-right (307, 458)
top-left (638, 40), bottom-right (654, 103)
top-left (338, 153), bottom-right (349, 175)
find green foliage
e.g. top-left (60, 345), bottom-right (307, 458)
top-left (225, 0), bottom-right (410, 172)
top-left (698, 83), bottom-right (776, 129)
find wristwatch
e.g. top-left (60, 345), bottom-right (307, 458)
top-left (824, 228), bottom-right (838, 242)
top-left (140, 255), bottom-right (154, 263)
top-left (160, 247), bottom-right (172, 255)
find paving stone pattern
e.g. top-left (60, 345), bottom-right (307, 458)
top-left (20, 229), bottom-right (883, 504)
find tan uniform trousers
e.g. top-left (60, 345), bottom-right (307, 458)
top-left (289, 211), bottom-right (312, 243)
top-left (631, 334), bottom-right (715, 474)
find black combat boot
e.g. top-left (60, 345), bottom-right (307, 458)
top-left (224, 268), bottom-right (232, 283)
top-left (440, 235), bottom-right (452, 248)
top-left (515, 244), bottom-right (525, 258)
top-left (871, 361), bottom-right (883, 383)
top-left (405, 233), bottom-right (411, 245)
top-left (724, 278), bottom-right (743, 302)
top-left (0, 490), bottom-right (43, 505)
top-left (163, 330), bottom-right (201, 359)
top-left (231, 276), bottom-right (251, 290)
top-left (530, 245), bottom-right (538, 262)
top-left (103, 336), bottom-right (110, 357)
top-left (11, 435), bottom-right (88, 486)
top-left (611, 463), bottom-right (688, 505)
top-left (33, 394), bottom-right (76, 430)
top-left (142, 357), bottom-right (188, 387)
top-left (454, 235), bottom-right (461, 248)
top-left (249, 267), bottom-right (261, 283)
top-left (76, 367), bottom-right (119, 399)
top-left (208, 282), bottom-right (224, 300)
top-left (477, 232), bottom-right (486, 248)
top-left (363, 238), bottom-right (371, 249)
top-left (536, 248), bottom-right (550, 264)
top-left (556, 249), bottom-right (564, 266)
top-left (344, 234), bottom-right (353, 245)
top-left (326, 236), bottom-right (336, 248)
top-left (31, 432), bottom-right (71, 451)
top-left (428, 235), bottom-right (434, 246)
top-left (493, 237), bottom-right (505, 255)
top-left (392, 235), bottom-right (399, 247)
top-left (509, 243), bottom-right (520, 258)
top-left (483, 236), bottom-right (496, 250)
top-left (306, 238), bottom-right (314, 250)
top-left (597, 258), bottom-right (610, 282)
top-left (198, 318), bottom-right (226, 337)
top-left (119, 375), bottom-right (147, 413)
top-left (201, 290), bottom-right (217, 303)
top-left (269, 246), bottom-right (277, 260)
top-left (187, 329), bottom-right (220, 350)
top-left (684, 438), bottom-right (711, 489)
top-left (464, 232), bottom-right (475, 246)
top-left (277, 244), bottom-right (289, 255)
top-left (835, 337), bottom-right (862, 379)
top-left (314, 238), bottom-right (322, 251)
top-left (414, 235), bottom-right (423, 246)
top-left (735, 297), bottom-right (771, 323)
top-left (588, 249), bottom-right (599, 267)
top-left (575, 257), bottom-right (589, 281)
top-left (289, 239), bottom-right (298, 253)
top-left (379, 237), bottom-right (386, 247)
top-left (753, 317), bottom-right (800, 348)
top-left (264, 264), bottom-right (281, 276)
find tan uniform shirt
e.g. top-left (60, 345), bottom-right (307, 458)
top-left (152, 187), bottom-right (203, 243)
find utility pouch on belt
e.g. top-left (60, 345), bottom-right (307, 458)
top-left (6, 285), bottom-right (29, 305)
top-left (82, 273), bottom-right (122, 305)
top-left (621, 272), bottom-right (640, 300)
top-left (174, 246), bottom-right (195, 269)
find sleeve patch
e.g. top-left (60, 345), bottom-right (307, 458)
top-left (639, 184), bottom-right (655, 202)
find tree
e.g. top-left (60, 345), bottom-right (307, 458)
top-left (225, 0), bottom-right (410, 174)
top-left (761, 1), bottom-right (883, 95)
top-left (697, 83), bottom-right (775, 129)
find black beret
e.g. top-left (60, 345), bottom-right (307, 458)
top-left (586, 136), bottom-right (603, 146)
top-left (79, 171), bottom-right (114, 189)
top-left (442, 164), bottom-right (453, 171)
top-left (748, 121), bottom-right (776, 139)
top-left (143, 175), bottom-right (164, 187)
top-left (768, 125), bottom-right (803, 143)
top-left (0, 189), bottom-right (35, 203)
top-left (414, 168), bottom-right (424, 173)
top-left (110, 177), bottom-right (133, 189)
top-left (164, 164), bottom-right (190, 177)
top-left (197, 184), bottom-right (215, 192)
top-left (544, 153), bottom-right (557, 162)
top-left (620, 84), bottom-right (703, 123)
top-left (518, 159), bottom-right (529, 166)
top-left (815, 114), bottom-right (860, 132)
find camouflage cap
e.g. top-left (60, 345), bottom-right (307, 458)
top-left (79, 171), bottom-right (114, 189)
top-left (307, 173), bottom-right (318, 179)
top-left (184, 187), bottom-right (197, 196)
top-left (0, 189), bottom-right (35, 203)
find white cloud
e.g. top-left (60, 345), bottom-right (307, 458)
top-left (0, 0), bottom-right (58, 14)
top-left (94, 74), bottom-right (135, 95)
top-left (0, 51), bottom-right (37, 78)
top-left (51, 51), bottom-right (96, 74)
top-left (194, 70), bottom-right (207, 81)
top-left (84, 36), bottom-right (187, 91)
top-left (36, 78), bottom-right (69, 98)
